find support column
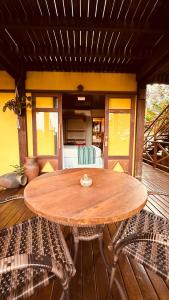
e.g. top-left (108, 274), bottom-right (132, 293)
top-left (135, 88), bottom-right (146, 180)
top-left (15, 73), bottom-right (28, 165)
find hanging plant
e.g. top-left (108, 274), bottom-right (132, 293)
top-left (2, 95), bottom-right (32, 116)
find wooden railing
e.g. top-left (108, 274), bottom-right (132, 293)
top-left (143, 140), bottom-right (169, 171)
top-left (143, 104), bottom-right (169, 171)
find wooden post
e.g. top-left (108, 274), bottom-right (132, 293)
top-left (15, 73), bottom-right (28, 165)
top-left (153, 140), bottom-right (157, 169)
top-left (135, 88), bottom-right (146, 180)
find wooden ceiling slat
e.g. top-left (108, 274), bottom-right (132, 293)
top-left (145, 0), bottom-right (160, 23)
top-left (62, 0), bottom-right (66, 17)
top-left (139, 0), bottom-right (152, 23)
top-left (36, 0), bottom-right (48, 16)
top-left (3, 1), bottom-right (20, 18)
top-left (0, 2), bottom-right (13, 18)
top-left (22, 0), bottom-right (35, 16)
top-left (59, 29), bottom-right (66, 53)
top-left (52, 29), bottom-right (59, 53)
top-left (131, 0), bottom-right (144, 23)
top-left (80, 0), bottom-right (87, 18)
top-left (46, 30), bottom-right (54, 54)
top-left (109, 0), bottom-right (116, 19)
top-left (0, 0), bottom-right (169, 82)
top-left (16, 0), bottom-right (28, 19)
top-left (107, 32), bottom-right (114, 54)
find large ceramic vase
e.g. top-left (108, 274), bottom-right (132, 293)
top-left (24, 157), bottom-right (39, 182)
top-left (0, 172), bottom-right (27, 189)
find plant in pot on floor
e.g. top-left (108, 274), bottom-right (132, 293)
top-left (0, 164), bottom-right (27, 189)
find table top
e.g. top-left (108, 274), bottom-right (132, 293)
top-left (24, 169), bottom-right (147, 226)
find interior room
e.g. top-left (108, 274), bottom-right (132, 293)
top-left (62, 93), bottom-right (105, 169)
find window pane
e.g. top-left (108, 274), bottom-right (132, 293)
top-left (36, 97), bottom-right (58, 108)
top-left (109, 98), bottom-right (131, 109)
top-left (108, 113), bottom-right (130, 156)
top-left (36, 112), bottom-right (58, 155)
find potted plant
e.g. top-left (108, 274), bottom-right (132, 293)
top-left (2, 95), bottom-right (32, 116)
top-left (0, 164), bottom-right (27, 189)
top-left (11, 164), bottom-right (25, 176)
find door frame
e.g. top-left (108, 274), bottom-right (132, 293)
top-left (104, 94), bottom-right (136, 174)
top-left (32, 92), bottom-right (63, 170)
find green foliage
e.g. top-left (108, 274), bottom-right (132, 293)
top-left (3, 95), bottom-right (32, 116)
top-left (10, 164), bottom-right (25, 176)
top-left (145, 108), bottom-right (157, 122)
top-left (145, 84), bottom-right (169, 122)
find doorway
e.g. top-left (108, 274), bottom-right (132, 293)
top-left (62, 93), bottom-right (105, 169)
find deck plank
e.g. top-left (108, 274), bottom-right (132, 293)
top-left (0, 164), bottom-right (169, 299)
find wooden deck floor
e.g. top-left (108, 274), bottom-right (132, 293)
top-left (0, 163), bottom-right (169, 300)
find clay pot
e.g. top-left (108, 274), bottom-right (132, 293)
top-left (0, 172), bottom-right (27, 189)
top-left (24, 157), bottom-right (39, 182)
top-left (16, 174), bottom-right (27, 186)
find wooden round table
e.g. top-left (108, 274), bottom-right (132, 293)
top-left (24, 169), bottom-right (147, 226)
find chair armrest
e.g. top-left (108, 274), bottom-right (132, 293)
top-left (148, 190), bottom-right (169, 196)
top-left (0, 254), bottom-right (64, 278)
top-left (113, 232), bottom-right (169, 254)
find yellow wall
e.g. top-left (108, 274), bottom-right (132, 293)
top-left (0, 71), bottom-right (137, 175)
top-left (0, 71), bottom-right (15, 90)
top-left (26, 72), bottom-right (137, 91)
top-left (0, 72), bottom-right (19, 175)
top-left (0, 93), bottom-right (19, 175)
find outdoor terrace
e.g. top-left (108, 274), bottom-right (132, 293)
top-left (0, 163), bottom-right (169, 300)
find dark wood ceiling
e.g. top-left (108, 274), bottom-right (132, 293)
top-left (0, 0), bottom-right (169, 85)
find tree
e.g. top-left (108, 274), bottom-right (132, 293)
top-left (145, 84), bottom-right (169, 122)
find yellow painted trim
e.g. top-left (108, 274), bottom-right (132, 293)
top-left (26, 72), bottom-right (137, 92)
top-left (109, 98), bottom-right (131, 109)
top-left (113, 162), bottom-right (124, 172)
top-left (36, 96), bottom-right (55, 108)
top-left (41, 161), bottom-right (55, 172)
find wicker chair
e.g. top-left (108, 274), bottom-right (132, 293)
top-left (147, 189), bottom-right (169, 196)
top-left (72, 225), bottom-right (109, 269)
top-left (0, 194), bottom-right (24, 204)
top-left (107, 209), bottom-right (169, 299)
top-left (0, 216), bottom-right (76, 300)
top-left (71, 190), bottom-right (169, 268)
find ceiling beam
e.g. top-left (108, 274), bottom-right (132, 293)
top-left (24, 62), bottom-right (135, 72)
top-left (137, 36), bottom-right (169, 84)
top-left (0, 17), bottom-right (166, 35)
top-left (0, 57), bottom-right (17, 79)
top-left (0, 47), bottom-right (21, 79)
top-left (21, 49), bottom-right (152, 60)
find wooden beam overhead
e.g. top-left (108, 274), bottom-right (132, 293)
top-left (0, 18), bottom-right (165, 35)
top-left (21, 50), bottom-right (152, 60)
top-left (137, 36), bottom-right (169, 84)
top-left (0, 0), bottom-right (169, 82)
top-left (0, 47), bottom-right (20, 79)
top-left (0, 56), bottom-right (18, 79)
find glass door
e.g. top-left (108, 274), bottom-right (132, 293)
top-left (104, 96), bottom-right (135, 175)
top-left (32, 94), bottom-right (62, 172)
